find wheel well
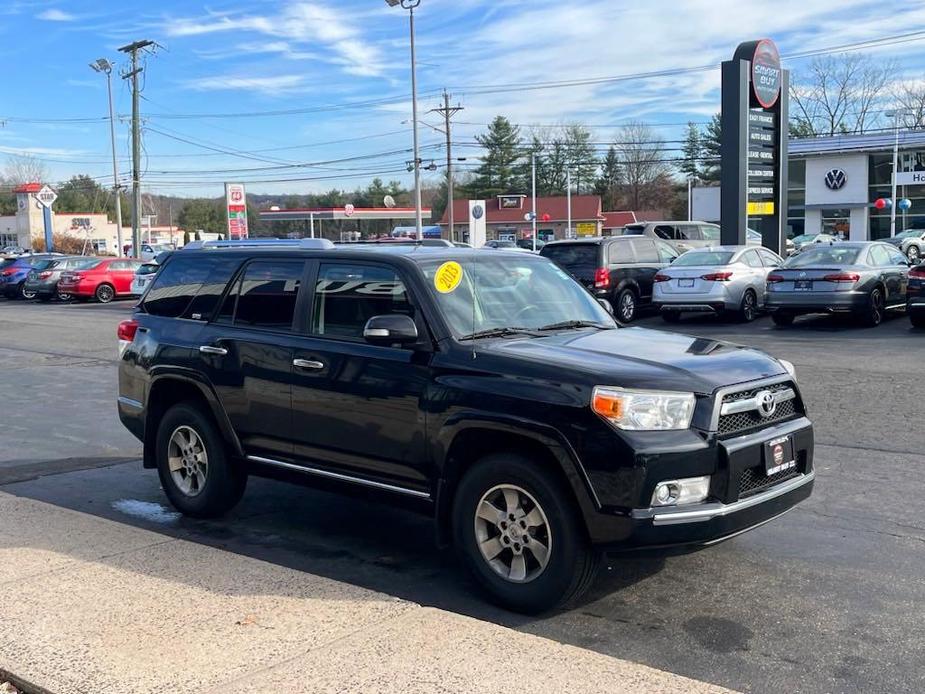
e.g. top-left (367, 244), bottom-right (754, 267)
top-left (143, 379), bottom-right (215, 469)
top-left (437, 428), bottom-right (585, 544)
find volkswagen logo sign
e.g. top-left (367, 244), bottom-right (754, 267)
top-left (472, 204), bottom-right (484, 220)
top-left (755, 390), bottom-right (777, 418)
top-left (824, 169), bottom-right (847, 191)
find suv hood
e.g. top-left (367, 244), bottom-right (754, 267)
top-left (483, 327), bottom-right (786, 394)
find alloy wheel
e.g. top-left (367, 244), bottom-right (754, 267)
top-left (870, 289), bottom-right (883, 326)
top-left (96, 285), bottom-right (115, 303)
top-left (742, 291), bottom-right (757, 321)
top-left (20, 284), bottom-right (36, 300)
top-left (909, 246), bottom-right (920, 263)
top-left (619, 292), bottom-right (636, 322)
top-left (167, 425), bottom-right (209, 497)
top-left (474, 484), bottom-right (552, 584)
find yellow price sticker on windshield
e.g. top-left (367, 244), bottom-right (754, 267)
top-left (434, 261), bottom-right (463, 293)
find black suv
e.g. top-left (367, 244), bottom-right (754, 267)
top-left (540, 237), bottom-right (679, 322)
top-left (118, 239), bottom-right (814, 613)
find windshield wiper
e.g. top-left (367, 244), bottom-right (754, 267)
top-left (537, 320), bottom-right (613, 331)
top-left (458, 326), bottom-right (542, 341)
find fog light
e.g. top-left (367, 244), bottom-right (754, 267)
top-left (651, 476), bottom-right (711, 507)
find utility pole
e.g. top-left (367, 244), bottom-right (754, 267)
top-left (118, 39), bottom-right (155, 258)
top-left (531, 153), bottom-right (538, 252)
top-left (567, 169), bottom-right (572, 240)
top-left (431, 91), bottom-right (463, 241)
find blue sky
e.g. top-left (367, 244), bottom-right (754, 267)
top-left (1, 0), bottom-right (924, 198)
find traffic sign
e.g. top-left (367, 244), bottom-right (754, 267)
top-left (344, 204), bottom-right (355, 217)
top-left (34, 185), bottom-right (57, 209)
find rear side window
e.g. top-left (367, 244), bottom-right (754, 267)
top-left (651, 225), bottom-right (675, 240)
top-left (623, 225), bottom-right (645, 236)
top-left (541, 244), bottom-right (601, 267)
top-left (699, 225), bottom-right (721, 242)
top-left (312, 263), bottom-right (412, 340)
top-left (223, 260), bottom-right (304, 330)
top-left (629, 239), bottom-right (658, 263)
top-left (144, 255), bottom-right (241, 319)
top-left (869, 245), bottom-right (892, 267)
top-left (608, 241), bottom-right (634, 263)
top-left (743, 250), bottom-right (763, 268)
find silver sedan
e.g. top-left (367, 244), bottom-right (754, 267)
top-left (653, 245), bottom-right (783, 322)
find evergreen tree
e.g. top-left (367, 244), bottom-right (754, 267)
top-left (563, 124), bottom-right (597, 194)
top-left (594, 146), bottom-right (622, 211)
top-left (469, 116), bottom-right (523, 198)
top-left (700, 114), bottom-right (722, 182)
top-left (680, 122), bottom-right (702, 181)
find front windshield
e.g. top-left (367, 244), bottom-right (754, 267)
top-left (784, 246), bottom-right (862, 267)
top-left (672, 251), bottom-right (735, 267)
top-left (896, 230), bottom-right (920, 240)
top-left (420, 256), bottom-right (615, 337)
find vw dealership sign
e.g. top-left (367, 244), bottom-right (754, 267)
top-left (825, 169), bottom-right (848, 191)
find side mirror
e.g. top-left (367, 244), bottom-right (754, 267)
top-left (363, 314), bottom-right (418, 345)
top-left (597, 298), bottom-right (614, 315)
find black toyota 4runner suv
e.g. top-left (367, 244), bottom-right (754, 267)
top-left (118, 239), bottom-right (814, 613)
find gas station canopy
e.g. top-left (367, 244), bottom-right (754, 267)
top-left (259, 207), bottom-right (431, 222)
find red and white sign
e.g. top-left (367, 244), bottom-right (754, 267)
top-left (344, 203), bottom-right (355, 217)
top-left (225, 183), bottom-right (249, 240)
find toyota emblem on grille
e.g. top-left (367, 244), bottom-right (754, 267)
top-left (756, 390), bottom-right (777, 418)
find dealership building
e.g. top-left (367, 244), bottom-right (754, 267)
top-left (694, 129), bottom-right (925, 240)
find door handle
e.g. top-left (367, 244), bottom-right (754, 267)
top-left (293, 359), bottom-right (325, 370)
top-left (199, 345), bottom-right (228, 356)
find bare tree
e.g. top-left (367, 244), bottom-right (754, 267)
top-left (890, 81), bottom-right (925, 129)
top-left (614, 122), bottom-right (671, 210)
top-left (790, 53), bottom-right (896, 136)
top-left (3, 155), bottom-right (49, 185)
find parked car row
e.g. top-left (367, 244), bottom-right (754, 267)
top-left (0, 254), bottom-right (145, 303)
top-left (539, 236), bottom-right (923, 330)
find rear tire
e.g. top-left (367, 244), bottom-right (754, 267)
top-left (616, 288), bottom-right (637, 323)
top-left (857, 287), bottom-right (884, 327)
top-left (772, 311), bottom-right (795, 326)
top-left (661, 310), bottom-right (681, 323)
top-left (737, 289), bottom-right (758, 322)
top-left (453, 453), bottom-right (600, 614)
top-left (19, 283), bottom-right (36, 300)
top-left (155, 403), bottom-right (247, 518)
top-left (95, 283), bottom-right (115, 303)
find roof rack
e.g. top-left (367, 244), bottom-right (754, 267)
top-left (182, 238), bottom-right (334, 251)
top-left (335, 239), bottom-right (454, 248)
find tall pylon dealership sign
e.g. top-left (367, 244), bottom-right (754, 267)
top-left (720, 39), bottom-right (789, 254)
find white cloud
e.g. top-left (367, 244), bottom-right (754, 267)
top-left (182, 74), bottom-right (309, 95)
top-left (37, 8), bottom-right (76, 22)
top-left (165, 3), bottom-right (384, 77)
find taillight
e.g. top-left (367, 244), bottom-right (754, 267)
top-left (1, 268), bottom-right (15, 276)
top-left (38, 271), bottom-right (52, 280)
top-left (653, 273), bottom-right (671, 283)
top-left (117, 319), bottom-right (139, 342)
top-left (70, 273), bottom-right (83, 281)
top-left (910, 265), bottom-right (925, 279)
top-left (823, 272), bottom-right (860, 283)
top-left (594, 267), bottom-right (610, 289)
top-left (701, 272), bottom-right (733, 282)
top-left (767, 274), bottom-right (784, 283)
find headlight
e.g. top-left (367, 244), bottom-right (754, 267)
top-left (592, 386), bottom-right (696, 431)
top-left (779, 359), bottom-right (796, 378)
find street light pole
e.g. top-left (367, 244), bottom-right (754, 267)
top-left (387, 0), bottom-right (424, 241)
top-left (531, 153), bottom-right (538, 252)
top-left (90, 59), bottom-right (124, 255)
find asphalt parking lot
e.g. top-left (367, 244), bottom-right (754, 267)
top-left (1, 296), bottom-right (922, 694)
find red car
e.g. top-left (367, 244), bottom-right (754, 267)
top-left (57, 258), bottom-right (144, 303)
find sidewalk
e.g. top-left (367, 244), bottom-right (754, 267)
top-left (0, 490), bottom-right (734, 694)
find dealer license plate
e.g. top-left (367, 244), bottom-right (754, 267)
top-left (794, 279), bottom-right (812, 291)
top-left (764, 435), bottom-right (796, 475)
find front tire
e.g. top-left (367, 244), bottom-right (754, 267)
top-left (907, 245), bottom-right (921, 264)
top-left (615, 288), bottom-right (637, 323)
top-left (156, 403), bottom-right (247, 518)
top-left (453, 454), bottom-right (600, 614)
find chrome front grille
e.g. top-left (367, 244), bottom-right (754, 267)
top-left (716, 381), bottom-right (804, 438)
